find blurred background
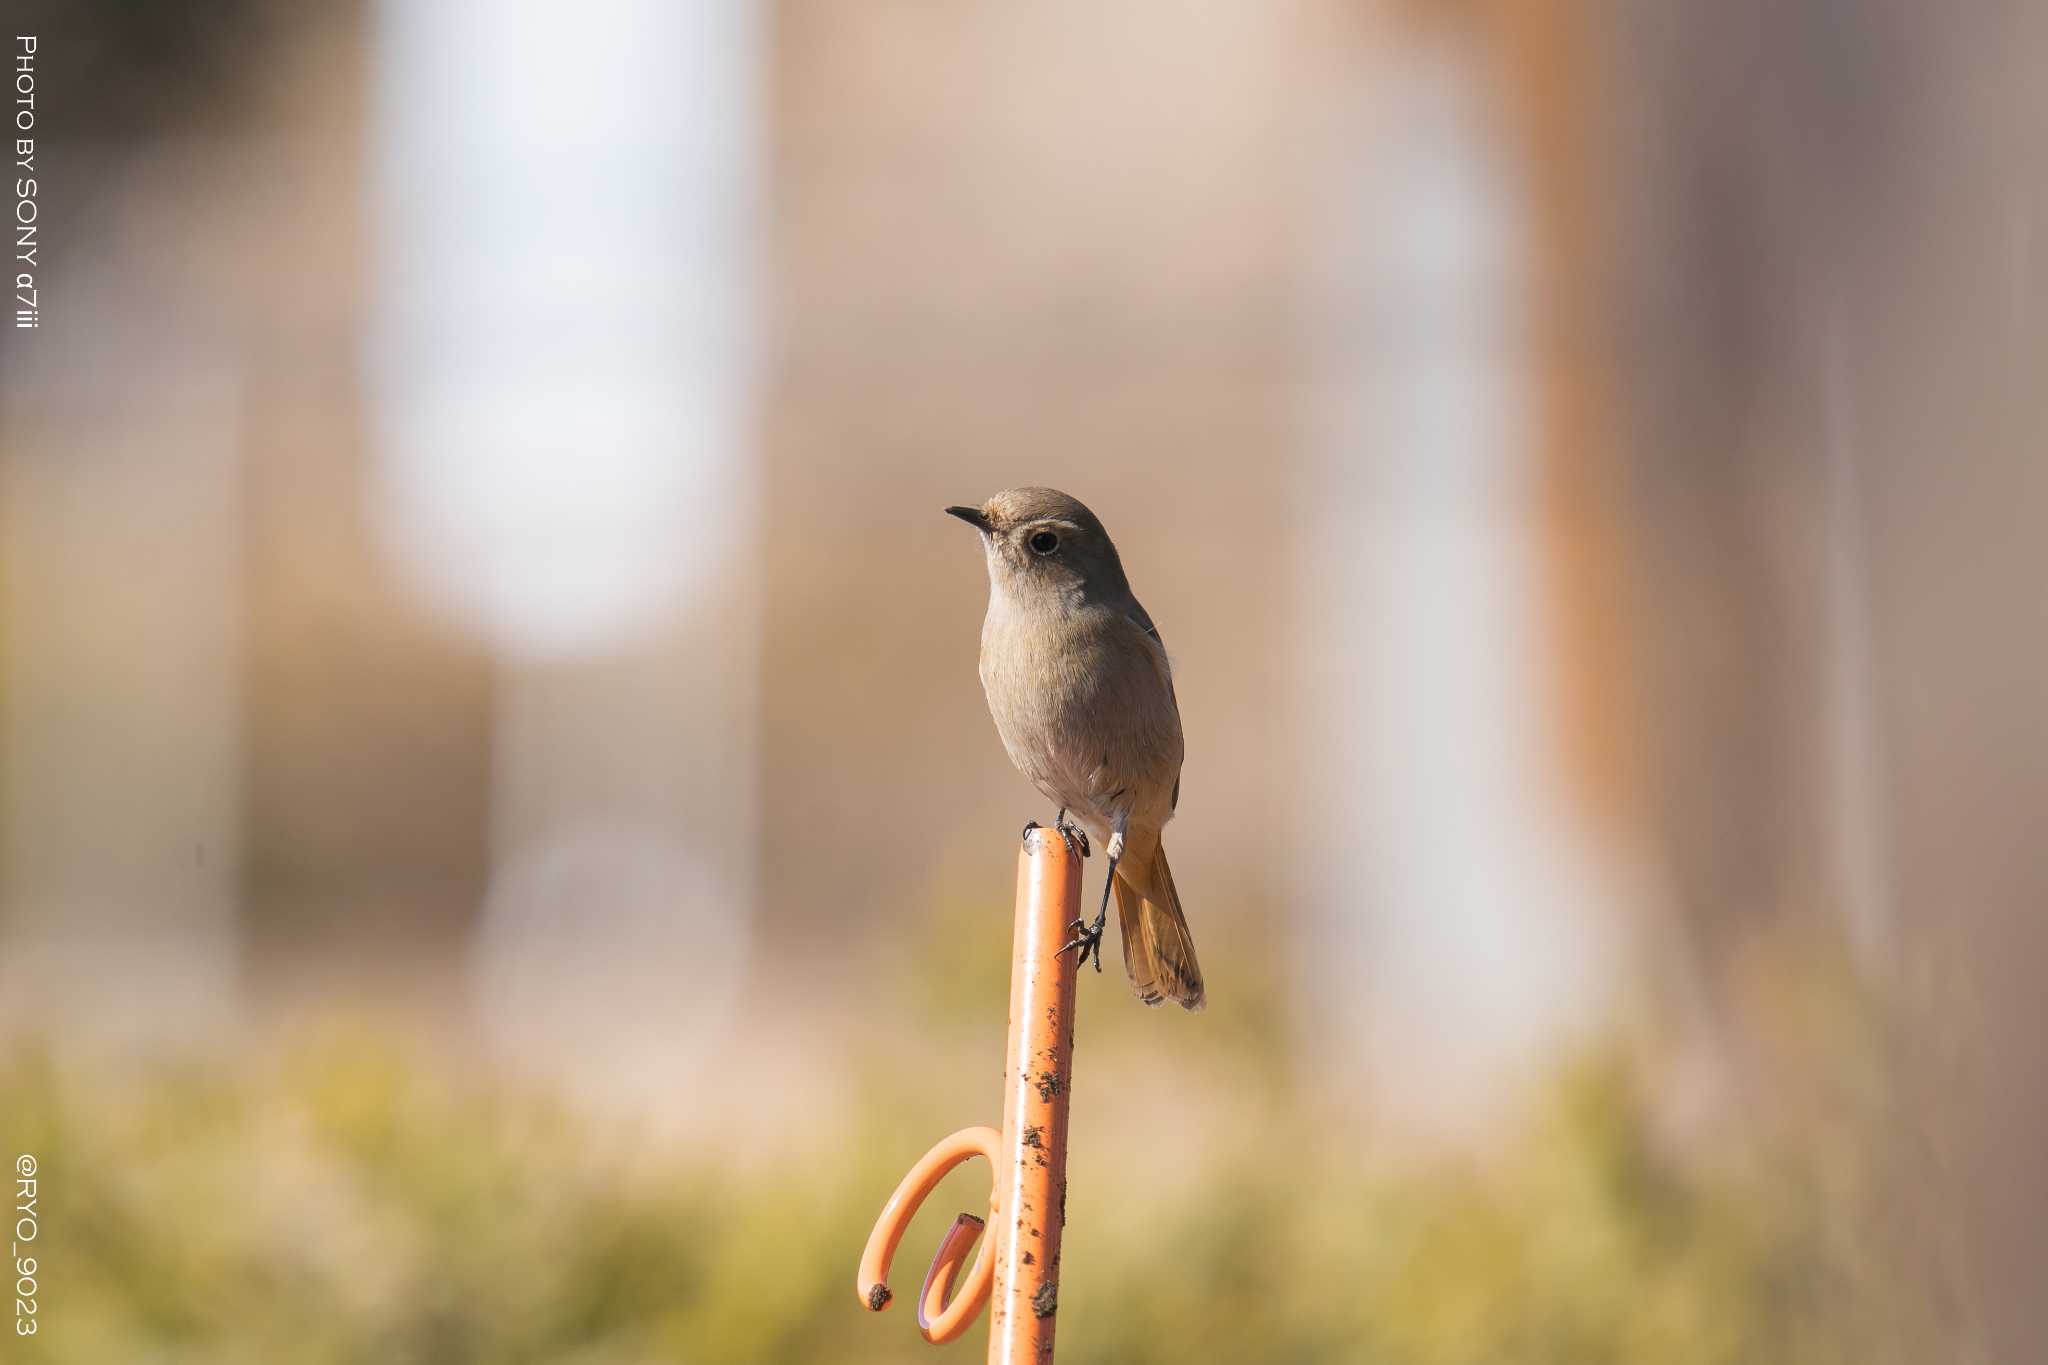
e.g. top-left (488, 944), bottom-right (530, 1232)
top-left (2, 0), bottom-right (2042, 1360)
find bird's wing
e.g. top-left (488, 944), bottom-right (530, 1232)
top-left (1126, 598), bottom-right (1182, 812)
top-left (1127, 597), bottom-right (1162, 649)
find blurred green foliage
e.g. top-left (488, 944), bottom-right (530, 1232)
top-left (1, 1003), bottom-right (1928, 1365)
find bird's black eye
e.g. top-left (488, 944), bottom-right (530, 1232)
top-left (1028, 530), bottom-right (1060, 555)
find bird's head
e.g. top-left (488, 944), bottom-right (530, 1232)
top-left (945, 487), bottom-right (1131, 607)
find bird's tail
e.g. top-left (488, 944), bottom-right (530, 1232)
top-left (1114, 839), bottom-right (1205, 1011)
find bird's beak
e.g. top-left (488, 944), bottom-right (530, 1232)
top-left (944, 505), bottom-right (992, 532)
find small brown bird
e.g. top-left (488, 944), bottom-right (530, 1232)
top-left (946, 488), bottom-right (1204, 1010)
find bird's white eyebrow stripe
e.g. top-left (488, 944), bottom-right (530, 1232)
top-left (1024, 519), bottom-right (1084, 534)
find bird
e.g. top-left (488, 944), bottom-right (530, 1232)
top-left (945, 487), bottom-right (1204, 1011)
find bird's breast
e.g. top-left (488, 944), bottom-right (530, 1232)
top-left (977, 599), bottom-right (1182, 822)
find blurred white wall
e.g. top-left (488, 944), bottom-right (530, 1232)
top-left (366, 0), bottom-right (764, 1108)
top-left (1299, 46), bottom-right (1618, 1126)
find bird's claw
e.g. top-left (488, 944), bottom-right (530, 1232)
top-left (1024, 817), bottom-right (1090, 861)
top-left (1058, 915), bottom-right (1108, 972)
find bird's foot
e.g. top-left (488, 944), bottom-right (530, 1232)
top-left (1024, 816), bottom-right (1090, 861)
top-left (1058, 911), bottom-right (1109, 973)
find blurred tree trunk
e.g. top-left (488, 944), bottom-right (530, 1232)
top-left (1489, 0), bottom-right (2047, 1354)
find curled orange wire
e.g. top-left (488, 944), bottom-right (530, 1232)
top-left (855, 1124), bottom-right (1001, 1343)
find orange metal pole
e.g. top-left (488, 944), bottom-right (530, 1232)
top-left (856, 828), bottom-right (1082, 1362)
top-left (987, 828), bottom-right (1082, 1364)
